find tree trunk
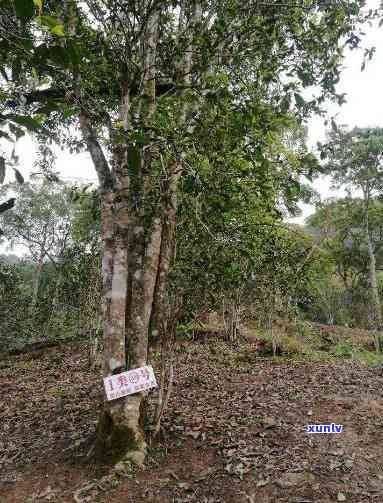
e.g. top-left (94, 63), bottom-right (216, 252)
top-left (96, 197), bottom-right (163, 466)
top-left (45, 268), bottom-right (64, 335)
top-left (363, 191), bottom-right (382, 351)
top-left (222, 291), bottom-right (241, 342)
top-left (149, 203), bottom-right (176, 348)
top-left (366, 232), bottom-right (381, 326)
top-left (223, 301), bottom-right (239, 342)
top-left (79, 1), bottom-right (202, 466)
top-left (31, 253), bottom-right (44, 310)
top-left (95, 193), bottom-right (143, 465)
top-left (366, 230), bottom-right (382, 351)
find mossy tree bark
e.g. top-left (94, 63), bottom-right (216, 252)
top-left (79, 3), bottom-right (201, 465)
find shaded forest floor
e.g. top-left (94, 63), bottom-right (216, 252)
top-left (1, 328), bottom-right (383, 502)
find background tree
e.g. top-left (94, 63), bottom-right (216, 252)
top-left (0, 257), bottom-right (38, 349)
top-left (307, 196), bottom-right (383, 329)
top-left (0, 179), bottom-right (74, 308)
top-left (173, 114), bottom-right (317, 340)
top-left (321, 127), bottom-right (383, 346)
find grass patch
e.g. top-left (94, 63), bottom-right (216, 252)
top-left (249, 329), bottom-right (313, 357)
top-left (242, 320), bottom-right (383, 366)
top-left (331, 339), bottom-right (355, 358)
top-left (180, 320), bottom-right (383, 368)
top-left (177, 321), bottom-right (223, 339)
top-left (352, 350), bottom-right (383, 366)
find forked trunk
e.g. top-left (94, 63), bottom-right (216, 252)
top-left (79, 1), bottom-right (201, 465)
top-left (96, 198), bottom-right (163, 465)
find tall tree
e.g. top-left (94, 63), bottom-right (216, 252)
top-left (321, 127), bottom-right (383, 344)
top-left (307, 197), bottom-right (383, 327)
top-left (0, 0), bottom-right (367, 464)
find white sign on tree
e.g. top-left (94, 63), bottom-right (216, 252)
top-left (103, 365), bottom-right (157, 401)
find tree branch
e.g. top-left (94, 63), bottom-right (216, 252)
top-left (79, 112), bottom-right (114, 190)
top-left (0, 198), bottom-right (15, 214)
top-left (5, 83), bottom-right (183, 110)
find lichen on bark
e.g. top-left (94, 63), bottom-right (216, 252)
top-left (95, 396), bottom-right (147, 466)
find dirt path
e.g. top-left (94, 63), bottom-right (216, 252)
top-left (1, 341), bottom-right (383, 502)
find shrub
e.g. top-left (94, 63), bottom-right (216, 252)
top-left (332, 339), bottom-right (355, 358)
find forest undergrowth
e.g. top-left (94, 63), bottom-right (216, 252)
top-left (1, 323), bottom-right (383, 503)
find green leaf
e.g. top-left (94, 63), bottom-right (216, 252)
top-left (51, 25), bottom-right (65, 37)
top-left (0, 67), bottom-right (9, 82)
top-left (66, 42), bottom-right (81, 66)
top-left (36, 15), bottom-right (61, 29)
top-left (331, 119), bottom-right (338, 132)
top-left (9, 123), bottom-right (25, 139)
top-left (33, 0), bottom-right (43, 9)
top-left (294, 93), bottom-right (305, 108)
top-left (11, 148), bottom-right (19, 164)
top-left (14, 0), bottom-right (34, 19)
top-left (0, 157), bottom-right (5, 184)
top-left (34, 44), bottom-right (70, 67)
top-left (8, 115), bottom-right (41, 131)
top-left (47, 46), bottom-right (71, 67)
top-left (62, 106), bottom-right (77, 119)
top-left (280, 94), bottom-right (291, 113)
top-left (13, 168), bottom-right (24, 184)
top-left (35, 101), bottom-right (59, 115)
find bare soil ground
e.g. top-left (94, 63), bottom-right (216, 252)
top-left (1, 336), bottom-right (383, 503)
